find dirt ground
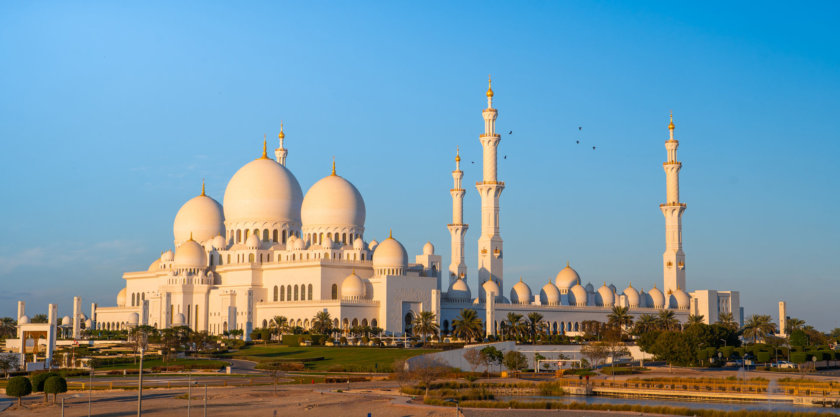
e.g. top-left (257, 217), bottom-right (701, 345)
top-left (0, 381), bottom-right (673, 417)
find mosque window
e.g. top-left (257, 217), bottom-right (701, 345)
top-left (236, 230), bottom-right (241, 243)
top-left (331, 284), bottom-right (338, 300)
top-left (294, 285), bottom-right (299, 301)
top-left (227, 255), bottom-right (231, 264)
top-left (273, 230), bottom-right (278, 242)
top-left (259, 254), bottom-right (263, 263)
top-left (287, 286), bottom-right (292, 301)
top-left (319, 233), bottom-right (323, 244)
top-left (249, 254), bottom-right (255, 263)
top-left (327, 232), bottom-right (332, 240)
top-left (273, 286), bottom-right (278, 302)
top-left (308, 284), bottom-right (313, 300)
top-left (361, 253), bottom-right (365, 261)
top-left (263, 230), bottom-right (269, 241)
top-left (280, 286), bottom-right (285, 301)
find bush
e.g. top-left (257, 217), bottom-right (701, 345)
top-left (282, 334), bottom-right (301, 347)
top-left (44, 376), bottom-right (68, 403)
top-left (791, 352), bottom-right (808, 364)
top-left (339, 336), bottom-right (348, 345)
top-left (6, 376), bottom-right (32, 405)
top-left (756, 351), bottom-right (771, 363)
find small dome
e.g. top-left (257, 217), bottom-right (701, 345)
top-left (223, 157), bottom-right (303, 227)
top-left (555, 262), bottom-right (581, 289)
top-left (61, 316), bottom-right (71, 326)
top-left (128, 313), bottom-right (139, 325)
top-left (353, 237), bottom-right (365, 250)
top-left (84, 319), bottom-right (92, 328)
top-left (670, 288), bottom-right (690, 310)
top-left (584, 283), bottom-right (594, 293)
top-left (341, 271), bottom-right (366, 299)
top-left (161, 250), bottom-right (174, 262)
top-left (368, 239), bottom-right (379, 251)
top-left (448, 278), bottom-right (471, 300)
top-left (539, 281), bottom-right (561, 305)
top-left (174, 239), bottom-right (207, 268)
top-left (482, 279), bottom-right (503, 302)
top-left (148, 258), bottom-right (161, 272)
top-left (294, 237), bottom-right (305, 250)
top-left (19, 315), bottom-right (30, 324)
top-left (301, 173), bottom-right (366, 229)
top-left (423, 241), bottom-right (435, 255)
top-left (648, 286), bottom-right (665, 309)
top-left (323, 237), bottom-right (334, 249)
top-left (117, 288), bottom-right (127, 307)
top-left (173, 191), bottom-right (225, 246)
top-left (212, 234), bottom-right (227, 250)
top-left (510, 278), bottom-right (532, 304)
top-left (245, 233), bottom-right (261, 250)
top-left (596, 283), bottom-right (615, 307)
top-left (172, 313), bottom-right (186, 327)
top-left (623, 284), bottom-right (640, 308)
top-left (569, 284), bottom-right (587, 306)
top-left (373, 234), bottom-right (408, 270)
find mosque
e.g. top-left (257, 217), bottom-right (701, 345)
top-left (60, 79), bottom-right (741, 340)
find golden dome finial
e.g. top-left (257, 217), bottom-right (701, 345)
top-left (278, 122), bottom-right (285, 140)
top-left (455, 146), bottom-right (461, 162)
top-left (668, 111), bottom-right (675, 130)
top-left (566, 261), bottom-right (570, 267)
top-left (388, 229), bottom-right (392, 239)
top-left (486, 74), bottom-right (494, 98)
top-left (201, 179), bottom-right (206, 196)
top-left (189, 232), bottom-right (194, 241)
top-left (260, 134), bottom-right (268, 159)
top-left (331, 156), bottom-right (336, 176)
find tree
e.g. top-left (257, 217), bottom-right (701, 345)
top-left (0, 317), bottom-right (16, 339)
top-left (0, 353), bottom-right (18, 378)
top-left (30, 372), bottom-right (58, 403)
top-left (269, 316), bottom-right (289, 341)
top-left (463, 349), bottom-right (483, 374)
top-left (686, 315), bottom-right (705, 326)
top-left (261, 361), bottom-right (296, 396)
top-left (503, 351), bottom-right (528, 372)
top-left (607, 306), bottom-right (633, 338)
top-left (311, 311), bottom-right (333, 335)
top-left (129, 325), bottom-right (156, 362)
top-left (789, 329), bottom-right (808, 347)
top-left (392, 358), bottom-right (412, 390)
top-left (742, 314), bottom-right (777, 344)
top-left (412, 311), bottom-right (440, 346)
top-left (5, 376), bottom-right (32, 406)
top-left (451, 309), bottom-right (483, 343)
top-left (633, 314), bottom-right (658, 336)
top-left (580, 342), bottom-right (609, 367)
top-left (526, 312), bottom-right (546, 344)
top-left (411, 356), bottom-right (448, 399)
top-left (650, 331), bottom-right (695, 366)
top-left (44, 376), bottom-right (67, 404)
top-left (717, 312), bottom-right (737, 330)
top-left (502, 312), bottom-right (524, 341)
top-left (830, 328), bottom-right (840, 343)
top-left (785, 317), bottom-right (806, 333)
top-left (656, 310), bottom-right (679, 331)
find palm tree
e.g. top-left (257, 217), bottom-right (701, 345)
top-left (633, 314), bottom-right (658, 335)
top-left (742, 314), bottom-right (777, 344)
top-left (451, 309), bottom-right (483, 343)
top-left (503, 312), bottom-right (524, 341)
top-left (717, 312), bottom-right (737, 330)
top-left (785, 317), bottom-right (805, 333)
top-left (269, 316), bottom-right (288, 341)
top-left (656, 310), bottom-right (679, 331)
top-left (311, 311), bottom-right (332, 335)
top-left (412, 311), bottom-right (440, 345)
top-left (526, 312), bottom-right (546, 344)
top-left (0, 317), bottom-right (16, 339)
top-left (607, 306), bottom-right (633, 336)
top-left (687, 314), bottom-right (705, 326)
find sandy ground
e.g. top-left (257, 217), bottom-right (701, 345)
top-left (0, 381), bottom-right (675, 417)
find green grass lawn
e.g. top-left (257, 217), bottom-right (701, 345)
top-left (219, 344), bottom-right (437, 372)
top-left (96, 358), bottom-right (230, 371)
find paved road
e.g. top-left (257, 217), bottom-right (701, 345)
top-left (0, 398), bottom-right (11, 413)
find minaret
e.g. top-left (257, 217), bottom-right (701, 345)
top-left (447, 147), bottom-right (469, 287)
top-left (476, 76), bottom-right (505, 300)
top-left (275, 123), bottom-right (288, 166)
top-left (661, 112), bottom-right (686, 295)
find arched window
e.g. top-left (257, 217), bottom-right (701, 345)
top-left (319, 233), bottom-right (323, 244)
top-left (244, 229), bottom-right (249, 240)
top-left (259, 254), bottom-right (263, 262)
top-left (262, 319), bottom-right (267, 328)
top-left (273, 286), bottom-right (278, 302)
top-left (263, 229), bottom-right (269, 241)
top-left (227, 254), bottom-right (231, 264)
top-left (287, 286), bottom-right (292, 301)
top-left (308, 284), bottom-right (313, 300)
top-left (352, 318), bottom-right (358, 327)
top-left (331, 284), bottom-right (338, 300)
top-left (361, 319), bottom-right (368, 327)
top-left (294, 285), bottom-right (299, 301)
top-left (342, 233), bottom-right (347, 244)
top-left (327, 232), bottom-right (332, 240)
top-left (248, 254), bottom-right (255, 263)
top-left (236, 230), bottom-right (241, 242)
top-left (282, 230), bottom-right (287, 244)
top-left (280, 286), bottom-right (285, 301)
top-left (273, 230), bottom-right (278, 242)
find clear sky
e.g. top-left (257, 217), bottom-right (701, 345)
top-left (1, 2), bottom-right (838, 330)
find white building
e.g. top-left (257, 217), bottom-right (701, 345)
top-left (83, 79), bottom-right (739, 339)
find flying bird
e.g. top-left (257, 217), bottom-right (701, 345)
top-left (508, 130), bottom-right (513, 135)
top-left (578, 126), bottom-right (582, 131)
top-left (504, 155), bottom-right (507, 159)
top-left (576, 140), bottom-right (580, 144)
top-left (471, 161), bottom-right (475, 164)
top-left (592, 146), bottom-right (597, 150)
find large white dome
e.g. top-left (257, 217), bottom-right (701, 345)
top-left (596, 283), bottom-right (615, 307)
top-left (223, 156), bottom-right (303, 227)
top-left (341, 271), bottom-right (366, 299)
top-left (174, 239), bottom-right (207, 269)
top-left (510, 278), bottom-right (532, 304)
top-left (372, 233), bottom-right (407, 275)
top-left (670, 288), bottom-right (690, 310)
top-left (302, 173), bottom-right (365, 229)
top-left (648, 286), bottom-right (665, 309)
top-left (173, 187), bottom-right (225, 246)
top-left (555, 262), bottom-right (581, 289)
top-left (623, 284), bottom-right (640, 308)
top-left (539, 281), bottom-right (561, 305)
top-left (569, 284), bottom-right (587, 306)
top-left (116, 288), bottom-right (127, 307)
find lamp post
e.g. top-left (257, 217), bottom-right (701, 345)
top-left (137, 345), bottom-right (144, 416)
top-left (88, 365), bottom-right (93, 417)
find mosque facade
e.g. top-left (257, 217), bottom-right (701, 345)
top-left (75, 80), bottom-right (740, 339)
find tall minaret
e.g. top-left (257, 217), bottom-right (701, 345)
top-left (275, 123), bottom-right (288, 166)
top-left (476, 76), bottom-right (505, 300)
top-left (661, 112), bottom-right (686, 295)
top-left (447, 147), bottom-right (469, 287)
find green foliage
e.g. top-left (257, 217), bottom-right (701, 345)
top-left (283, 334), bottom-right (302, 347)
top-left (790, 352), bottom-right (808, 364)
top-left (649, 331), bottom-right (694, 366)
top-left (30, 372), bottom-right (59, 392)
top-left (5, 376), bottom-right (32, 403)
top-left (502, 351), bottom-right (528, 371)
top-left (789, 329), bottom-right (808, 347)
top-left (755, 351), bottom-right (771, 363)
top-left (44, 376), bottom-right (67, 401)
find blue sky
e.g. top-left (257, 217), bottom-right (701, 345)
top-left (1, 2), bottom-right (838, 330)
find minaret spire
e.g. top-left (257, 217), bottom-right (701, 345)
top-left (661, 112), bottom-right (686, 295)
top-left (201, 179), bottom-right (206, 196)
top-left (448, 147), bottom-right (469, 287)
top-left (476, 76), bottom-right (505, 301)
top-left (275, 122), bottom-right (288, 166)
top-left (260, 134), bottom-right (268, 159)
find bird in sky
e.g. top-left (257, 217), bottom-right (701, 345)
top-left (592, 146), bottom-right (597, 150)
top-left (576, 140), bottom-right (580, 144)
top-left (578, 126), bottom-right (582, 131)
top-left (508, 130), bottom-right (513, 135)
top-left (504, 155), bottom-right (507, 159)
top-left (471, 161), bottom-right (475, 164)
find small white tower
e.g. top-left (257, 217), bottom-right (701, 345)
top-left (275, 123), bottom-right (288, 166)
top-left (661, 113), bottom-right (687, 295)
top-left (447, 147), bottom-right (469, 287)
top-left (476, 76), bottom-right (505, 300)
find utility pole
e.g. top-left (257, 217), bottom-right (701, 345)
top-left (137, 345), bottom-right (145, 416)
top-left (204, 384), bottom-right (207, 417)
top-left (187, 372), bottom-right (191, 417)
top-left (88, 366), bottom-right (93, 417)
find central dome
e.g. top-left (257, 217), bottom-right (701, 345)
top-left (223, 156), bottom-right (303, 229)
top-left (302, 174), bottom-right (365, 228)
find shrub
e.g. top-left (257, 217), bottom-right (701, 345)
top-left (339, 336), bottom-right (348, 345)
top-left (791, 352), bottom-right (808, 364)
top-left (6, 376), bottom-right (32, 406)
top-left (44, 376), bottom-right (68, 403)
top-left (756, 351), bottom-right (771, 363)
top-left (30, 372), bottom-right (59, 403)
